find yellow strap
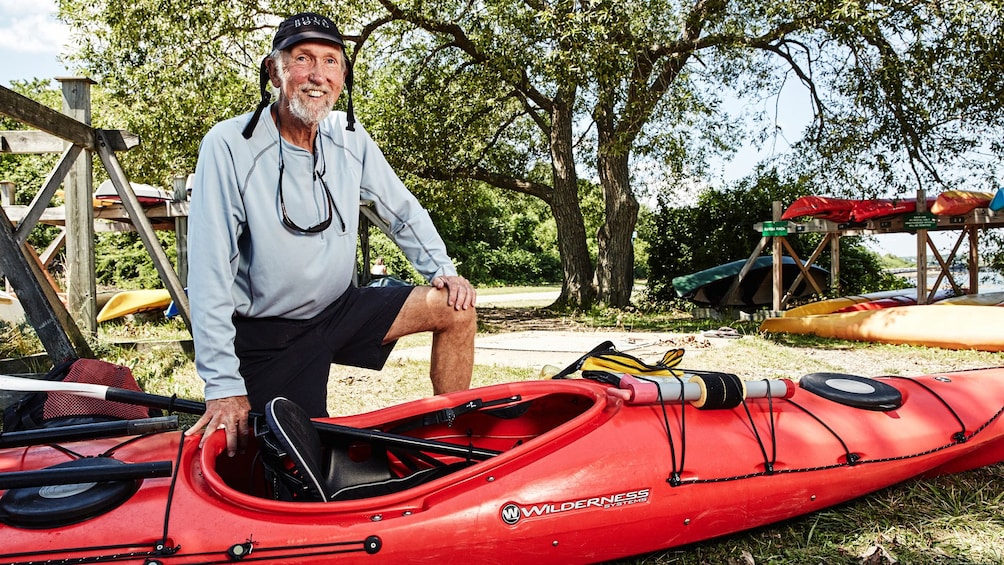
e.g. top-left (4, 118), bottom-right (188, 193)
top-left (580, 348), bottom-right (685, 377)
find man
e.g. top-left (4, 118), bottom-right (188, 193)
top-left (184, 12), bottom-right (476, 457)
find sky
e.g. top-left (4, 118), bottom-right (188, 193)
top-left (0, 2), bottom-right (957, 258)
top-left (0, 1), bottom-right (71, 85)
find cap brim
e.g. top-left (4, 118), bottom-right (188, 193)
top-left (274, 31), bottom-right (345, 52)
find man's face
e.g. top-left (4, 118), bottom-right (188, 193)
top-left (271, 40), bottom-right (347, 125)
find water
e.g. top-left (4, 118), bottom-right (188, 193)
top-left (894, 268), bottom-right (1004, 293)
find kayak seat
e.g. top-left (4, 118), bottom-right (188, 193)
top-left (262, 397), bottom-right (331, 501)
top-left (321, 444), bottom-right (393, 497)
top-left (262, 397), bottom-right (467, 502)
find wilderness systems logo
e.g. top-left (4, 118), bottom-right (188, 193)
top-left (500, 488), bottom-right (651, 526)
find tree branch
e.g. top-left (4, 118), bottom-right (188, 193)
top-left (755, 39), bottom-right (828, 141)
top-left (414, 164), bottom-right (552, 202)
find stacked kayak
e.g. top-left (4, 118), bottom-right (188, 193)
top-left (781, 196), bottom-right (936, 223)
top-left (2, 361), bottom-right (1004, 564)
top-left (781, 289), bottom-right (919, 317)
top-left (761, 293), bottom-right (1004, 351)
top-left (96, 289), bottom-right (172, 323)
top-left (782, 191), bottom-right (997, 223)
top-left (673, 256), bottom-right (828, 307)
top-left (931, 190), bottom-right (994, 216)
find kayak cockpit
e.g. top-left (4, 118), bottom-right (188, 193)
top-left (202, 381), bottom-right (611, 507)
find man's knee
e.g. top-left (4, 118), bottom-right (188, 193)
top-left (426, 287), bottom-right (476, 331)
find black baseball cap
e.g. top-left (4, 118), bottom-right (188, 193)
top-left (242, 12), bottom-right (355, 138)
top-left (272, 13), bottom-right (346, 52)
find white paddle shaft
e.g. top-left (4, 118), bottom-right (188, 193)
top-left (0, 374), bottom-right (110, 400)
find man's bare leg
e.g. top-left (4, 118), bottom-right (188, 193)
top-left (384, 285), bottom-right (476, 394)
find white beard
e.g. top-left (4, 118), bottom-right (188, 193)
top-left (287, 93), bottom-right (331, 125)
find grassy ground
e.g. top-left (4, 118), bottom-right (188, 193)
top-left (3, 301), bottom-right (1004, 564)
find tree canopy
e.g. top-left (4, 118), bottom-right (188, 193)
top-left (54, 0), bottom-right (1004, 307)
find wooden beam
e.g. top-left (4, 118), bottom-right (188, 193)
top-left (0, 130), bottom-right (140, 154)
top-left (0, 131), bottom-right (65, 154)
top-left (723, 236), bottom-right (769, 307)
top-left (3, 202), bottom-right (189, 227)
top-left (0, 206), bottom-right (91, 362)
top-left (771, 201), bottom-right (783, 312)
top-left (0, 84), bottom-right (95, 150)
top-left (13, 144), bottom-right (81, 245)
top-left (95, 130), bottom-right (191, 332)
top-left (39, 229), bottom-right (66, 267)
top-left (60, 77), bottom-right (97, 336)
top-left (172, 175), bottom-right (189, 286)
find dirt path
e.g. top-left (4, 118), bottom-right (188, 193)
top-left (391, 306), bottom-right (739, 372)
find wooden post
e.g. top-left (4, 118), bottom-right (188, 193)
top-left (172, 175), bottom-right (189, 286)
top-left (0, 181), bottom-right (13, 205)
top-left (829, 234), bottom-right (840, 295)
top-left (915, 189), bottom-right (928, 304)
top-left (58, 77), bottom-right (98, 335)
top-left (0, 180), bottom-right (10, 290)
top-left (771, 201), bottom-right (783, 312)
top-left (968, 227), bottom-right (979, 293)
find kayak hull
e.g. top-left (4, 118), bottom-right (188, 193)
top-left (2, 373), bottom-right (1004, 564)
top-left (931, 190), bottom-right (994, 216)
top-left (96, 289), bottom-right (172, 323)
top-left (673, 257), bottom-right (828, 307)
top-left (761, 304), bottom-right (1004, 351)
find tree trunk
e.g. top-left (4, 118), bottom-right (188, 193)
top-left (595, 148), bottom-right (639, 307)
top-left (549, 95), bottom-right (595, 309)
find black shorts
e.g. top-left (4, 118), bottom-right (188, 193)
top-left (233, 285), bottom-right (414, 417)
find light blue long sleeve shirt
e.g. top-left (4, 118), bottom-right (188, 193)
top-left (188, 109), bottom-right (457, 401)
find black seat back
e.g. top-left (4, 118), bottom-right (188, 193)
top-left (262, 397), bottom-right (330, 501)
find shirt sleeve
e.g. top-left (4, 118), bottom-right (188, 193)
top-left (353, 124), bottom-right (458, 281)
top-left (187, 125), bottom-right (249, 401)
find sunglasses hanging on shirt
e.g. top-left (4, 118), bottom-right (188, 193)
top-left (276, 113), bottom-right (344, 234)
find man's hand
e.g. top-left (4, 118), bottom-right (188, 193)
top-left (184, 395), bottom-right (252, 457)
top-left (432, 275), bottom-right (476, 311)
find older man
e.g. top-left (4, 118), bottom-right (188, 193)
top-left (185, 12), bottom-right (476, 457)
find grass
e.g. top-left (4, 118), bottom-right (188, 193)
top-left (3, 296), bottom-right (1004, 564)
top-left (630, 466), bottom-right (1004, 565)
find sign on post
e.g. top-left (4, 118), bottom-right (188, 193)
top-left (903, 212), bottom-right (938, 231)
top-left (761, 221), bottom-right (789, 237)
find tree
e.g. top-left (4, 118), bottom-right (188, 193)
top-left (57, 0), bottom-right (1004, 308)
top-left (644, 167), bottom-right (910, 307)
top-left (349, 0), bottom-right (1004, 309)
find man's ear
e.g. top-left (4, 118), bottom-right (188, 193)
top-left (265, 57), bottom-right (282, 88)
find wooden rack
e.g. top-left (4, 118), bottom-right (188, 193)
top-left (0, 81), bottom-right (189, 363)
top-left (747, 198), bottom-right (1004, 312)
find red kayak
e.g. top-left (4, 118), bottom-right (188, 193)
top-left (832, 289), bottom-right (951, 312)
top-left (1, 364), bottom-right (1004, 564)
top-left (849, 198), bottom-right (936, 222)
top-left (781, 196), bottom-right (854, 222)
top-left (782, 195), bottom-right (936, 223)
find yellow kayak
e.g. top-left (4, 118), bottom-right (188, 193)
top-left (936, 291), bottom-right (1004, 306)
top-left (760, 304), bottom-right (1004, 351)
top-left (96, 289), bottom-right (172, 322)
